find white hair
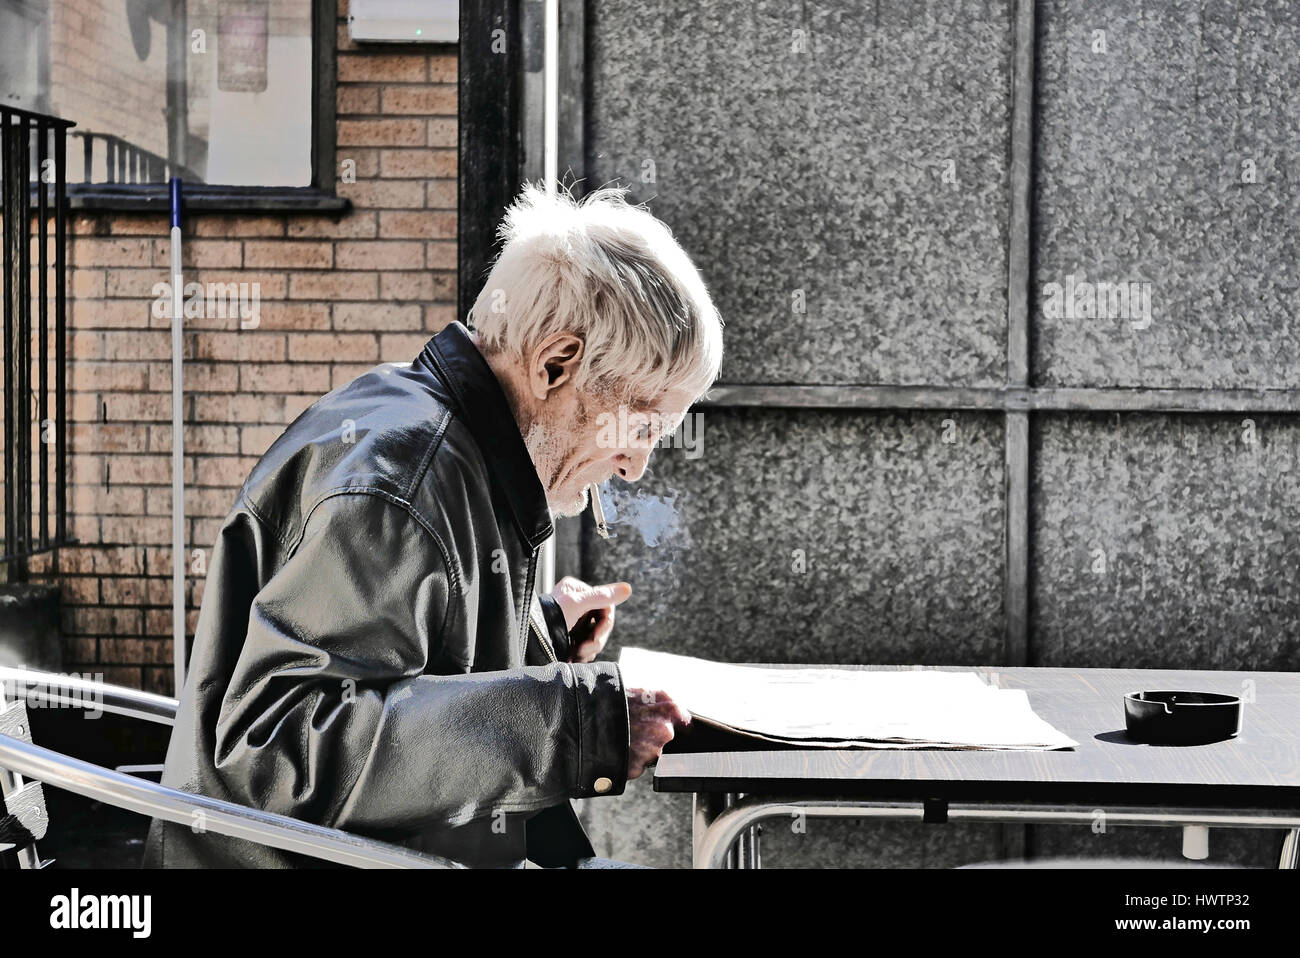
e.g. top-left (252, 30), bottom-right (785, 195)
top-left (467, 182), bottom-right (723, 406)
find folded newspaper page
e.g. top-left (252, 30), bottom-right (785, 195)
top-left (618, 647), bottom-right (1078, 750)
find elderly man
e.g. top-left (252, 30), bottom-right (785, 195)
top-left (142, 183), bottom-right (723, 868)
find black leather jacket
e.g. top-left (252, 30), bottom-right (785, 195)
top-left (142, 321), bottom-right (630, 868)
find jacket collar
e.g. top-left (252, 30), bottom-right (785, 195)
top-left (419, 321), bottom-right (554, 550)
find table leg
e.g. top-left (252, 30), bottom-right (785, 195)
top-left (999, 823), bottom-right (1027, 863)
top-left (1280, 829), bottom-right (1299, 869)
top-left (692, 792), bottom-right (734, 869)
top-left (1182, 825), bottom-right (1210, 860)
top-left (746, 821), bottom-right (763, 869)
top-left (735, 793), bottom-right (761, 869)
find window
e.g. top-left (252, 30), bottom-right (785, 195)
top-left (0, 0), bottom-right (342, 209)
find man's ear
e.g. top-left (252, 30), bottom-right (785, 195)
top-left (527, 332), bottom-right (584, 400)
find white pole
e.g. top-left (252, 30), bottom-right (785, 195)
top-left (543, 0), bottom-right (559, 194)
top-left (169, 178), bottom-right (186, 695)
top-left (538, 0), bottom-right (560, 592)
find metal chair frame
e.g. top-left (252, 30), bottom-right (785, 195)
top-left (0, 666), bottom-right (460, 869)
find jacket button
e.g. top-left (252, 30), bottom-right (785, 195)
top-left (593, 776), bottom-right (613, 794)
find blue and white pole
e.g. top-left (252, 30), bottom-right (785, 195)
top-left (169, 177), bottom-right (187, 696)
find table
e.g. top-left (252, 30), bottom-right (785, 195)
top-left (652, 664), bottom-right (1300, 869)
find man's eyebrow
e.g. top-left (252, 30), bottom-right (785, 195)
top-left (657, 409), bottom-right (687, 432)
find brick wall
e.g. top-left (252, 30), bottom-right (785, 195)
top-left (50, 0), bottom-right (169, 170)
top-left (28, 4), bottom-right (458, 696)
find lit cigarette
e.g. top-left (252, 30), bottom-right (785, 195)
top-left (588, 483), bottom-right (610, 539)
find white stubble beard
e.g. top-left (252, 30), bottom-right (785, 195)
top-left (522, 419), bottom-right (588, 518)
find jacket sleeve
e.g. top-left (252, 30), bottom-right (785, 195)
top-left (212, 491), bottom-right (630, 836)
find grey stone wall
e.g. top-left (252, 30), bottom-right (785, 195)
top-left (1032, 414), bottom-right (1300, 673)
top-left (584, 410), bottom-right (1006, 668)
top-left (578, 409), bottom-right (1008, 868)
top-left (1034, 0), bottom-right (1300, 388)
top-left (586, 0), bottom-right (1014, 387)
top-left (575, 0), bottom-right (1299, 868)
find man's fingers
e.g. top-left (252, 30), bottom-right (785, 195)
top-left (583, 581), bottom-right (631, 614)
top-left (630, 688), bottom-right (692, 728)
top-left (598, 581), bottom-right (632, 601)
top-left (571, 634), bottom-right (604, 662)
top-left (552, 579), bottom-right (633, 630)
top-left (569, 607), bottom-right (613, 662)
top-left (628, 736), bottom-right (665, 777)
top-left (649, 693), bottom-right (692, 728)
top-left (638, 717), bottom-right (673, 745)
top-left (626, 699), bottom-right (689, 780)
top-left (588, 605), bottom-right (616, 647)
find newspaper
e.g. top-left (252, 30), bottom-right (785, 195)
top-left (618, 647), bottom-right (1078, 751)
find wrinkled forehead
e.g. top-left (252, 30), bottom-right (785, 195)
top-left (582, 379), bottom-right (697, 429)
top-left (630, 387), bottom-right (697, 430)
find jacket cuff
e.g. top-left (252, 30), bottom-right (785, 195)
top-left (537, 594), bottom-right (573, 662)
top-left (568, 660), bottom-right (629, 799)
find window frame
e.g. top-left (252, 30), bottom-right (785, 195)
top-left (66, 0), bottom-right (347, 213)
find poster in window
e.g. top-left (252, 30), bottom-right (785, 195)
top-left (218, 1), bottom-right (269, 93)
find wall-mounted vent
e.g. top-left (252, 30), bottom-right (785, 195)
top-left (348, 0), bottom-right (457, 44)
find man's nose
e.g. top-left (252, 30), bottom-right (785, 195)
top-left (615, 447), bottom-right (652, 482)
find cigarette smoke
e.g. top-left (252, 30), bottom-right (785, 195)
top-left (598, 482), bottom-right (692, 581)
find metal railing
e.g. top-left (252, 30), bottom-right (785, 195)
top-left (1, 105), bottom-right (74, 580)
top-left (0, 666), bottom-right (461, 868)
top-left (692, 794), bottom-right (1300, 870)
top-left (69, 131), bottom-right (197, 186)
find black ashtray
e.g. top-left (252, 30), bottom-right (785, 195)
top-left (1123, 691), bottom-right (1242, 745)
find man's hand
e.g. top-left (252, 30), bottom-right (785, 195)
top-left (625, 688), bottom-right (691, 780)
top-left (549, 576), bottom-right (633, 663)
